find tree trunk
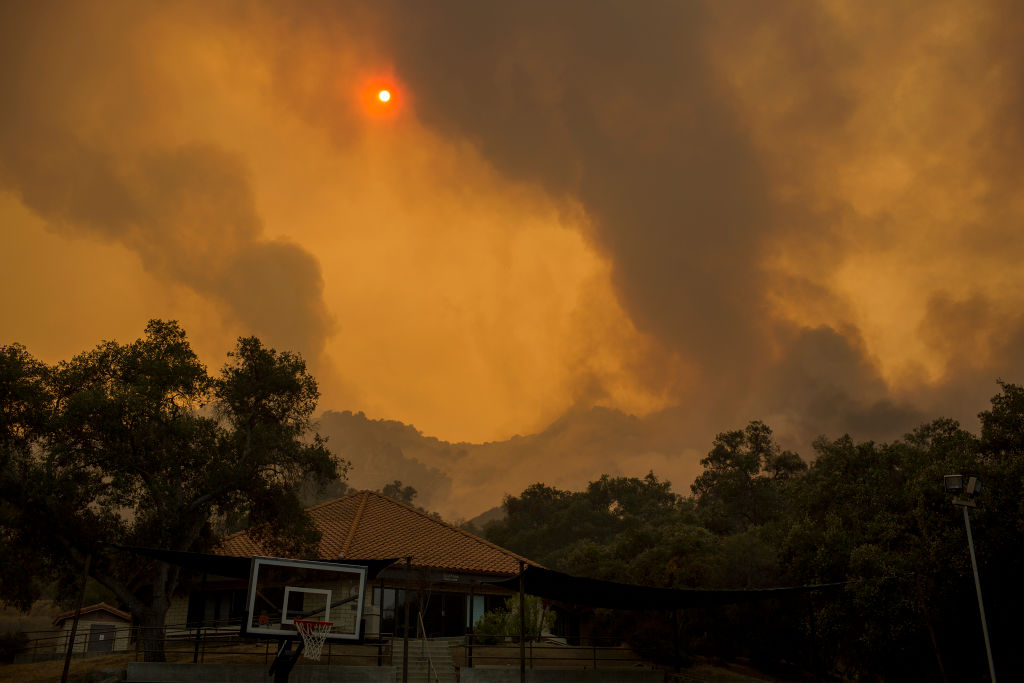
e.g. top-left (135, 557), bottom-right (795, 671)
top-left (94, 565), bottom-right (175, 663)
top-left (136, 602), bottom-right (170, 662)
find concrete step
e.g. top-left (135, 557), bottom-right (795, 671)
top-left (391, 640), bottom-right (456, 683)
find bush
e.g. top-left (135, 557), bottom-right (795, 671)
top-left (0, 631), bottom-right (29, 663)
top-left (472, 595), bottom-right (555, 645)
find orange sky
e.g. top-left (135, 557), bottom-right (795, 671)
top-left (3, 1), bottom-right (1024, 512)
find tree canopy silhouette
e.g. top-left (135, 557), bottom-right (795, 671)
top-left (484, 388), bottom-right (1024, 681)
top-left (0, 320), bottom-right (344, 661)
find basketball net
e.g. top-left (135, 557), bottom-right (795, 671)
top-left (293, 619), bottom-right (333, 661)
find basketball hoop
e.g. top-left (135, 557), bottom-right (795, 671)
top-left (293, 619), bottom-right (333, 661)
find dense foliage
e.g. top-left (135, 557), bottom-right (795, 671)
top-left (0, 321), bottom-right (344, 660)
top-left (484, 392), bottom-right (1024, 681)
top-left (0, 631), bottom-right (28, 663)
top-left (472, 595), bottom-right (554, 644)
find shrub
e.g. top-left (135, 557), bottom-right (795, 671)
top-left (0, 631), bottom-right (29, 663)
top-left (472, 595), bottom-right (555, 644)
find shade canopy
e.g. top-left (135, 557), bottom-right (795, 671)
top-left (489, 565), bottom-right (844, 611)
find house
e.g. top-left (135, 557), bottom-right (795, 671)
top-left (175, 491), bottom-right (537, 639)
top-left (53, 602), bottom-right (132, 654)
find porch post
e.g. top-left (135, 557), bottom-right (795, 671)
top-left (192, 572), bottom-right (207, 664)
top-left (671, 608), bottom-right (680, 673)
top-left (467, 582), bottom-right (475, 668)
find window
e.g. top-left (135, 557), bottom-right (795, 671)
top-left (187, 589), bottom-right (247, 627)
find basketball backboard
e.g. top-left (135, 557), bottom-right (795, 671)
top-left (242, 557), bottom-right (368, 641)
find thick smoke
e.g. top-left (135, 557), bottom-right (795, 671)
top-left (5, 1), bottom-right (1024, 517)
top-left (0, 3), bottom-right (332, 360)
top-left (363, 0), bottom-right (1024, 445)
top-left (381, 2), bottom-right (773, 389)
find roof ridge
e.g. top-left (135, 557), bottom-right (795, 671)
top-left (339, 490), bottom-right (369, 557)
top-left (305, 490), bottom-right (363, 512)
top-left (215, 489), bottom-right (541, 573)
top-left (53, 602), bottom-right (131, 625)
top-left (365, 490), bottom-right (540, 568)
top-left (217, 526), bottom-right (248, 544)
top-left (216, 491), bottom-right (363, 551)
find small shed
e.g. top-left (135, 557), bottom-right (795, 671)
top-left (53, 602), bottom-right (132, 654)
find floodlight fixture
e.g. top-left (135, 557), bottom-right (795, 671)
top-left (943, 474), bottom-right (964, 493)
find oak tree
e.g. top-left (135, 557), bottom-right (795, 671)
top-left (0, 321), bottom-right (343, 660)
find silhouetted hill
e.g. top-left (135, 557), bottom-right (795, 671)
top-left (316, 411), bottom-right (458, 513)
top-left (467, 505), bottom-right (505, 530)
top-left (316, 405), bottom-right (704, 520)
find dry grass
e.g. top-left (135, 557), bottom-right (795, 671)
top-left (454, 641), bottom-right (649, 669)
top-left (0, 653), bottom-right (134, 683)
top-left (0, 651), bottom-right (305, 683)
top-left (0, 602), bottom-right (62, 636)
top-left (0, 640), bottom-right (391, 682)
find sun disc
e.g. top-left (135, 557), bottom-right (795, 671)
top-left (378, 89), bottom-right (391, 102)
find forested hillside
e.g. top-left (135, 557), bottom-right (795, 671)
top-left (483, 384), bottom-right (1024, 681)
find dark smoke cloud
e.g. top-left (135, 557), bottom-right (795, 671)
top-left (753, 326), bottom-right (925, 444)
top-left (355, 0), bottom-right (1024, 448)
top-left (916, 292), bottom-right (1024, 427)
top-left (0, 3), bottom-right (332, 360)
top-left (381, 1), bottom-right (773, 390)
top-left (363, 1), bottom-right (896, 436)
top-left (4, 0), bottom-right (1024, 516)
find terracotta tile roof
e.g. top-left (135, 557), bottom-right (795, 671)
top-left (215, 490), bottom-right (537, 577)
top-left (53, 602), bottom-right (131, 626)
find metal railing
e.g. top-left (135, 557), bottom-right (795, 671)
top-left (456, 634), bottom-right (651, 670)
top-left (15, 622), bottom-right (653, 674)
top-left (14, 619), bottom-right (393, 668)
top-left (13, 624), bottom-right (141, 663)
top-left (415, 612), bottom-right (442, 683)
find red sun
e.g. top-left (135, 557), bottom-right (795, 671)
top-left (359, 74), bottom-right (404, 120)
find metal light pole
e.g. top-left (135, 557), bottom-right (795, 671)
top-left (944, 474), bottom-right (997, 682)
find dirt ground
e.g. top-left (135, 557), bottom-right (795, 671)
top-left (673, 660), bottom-right (801, 681)
top-left (0, 656), bottom-right (799, 683)
top-left (0, 653), bottom-right (134, 683)
top-left (0, 618), bottom-right (799, 683)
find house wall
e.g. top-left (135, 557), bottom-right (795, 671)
top-left (368, 581), bottom-right (512, 639)
top-left (165, 597), bottom-right (190, 631)
top-left (362, 585), bottom-right (381, 637)
top-left (56, 615), bottom-right (131, 654)
top-left (166, 575), bottom-right (249, 634)
top-left (171, 572), bottom-right (518, 641)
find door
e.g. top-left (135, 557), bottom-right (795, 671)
top-left (87, 623), bottom-right (116, 653)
